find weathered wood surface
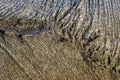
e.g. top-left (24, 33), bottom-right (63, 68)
top-left (0, 0), bottom-right (120, 80)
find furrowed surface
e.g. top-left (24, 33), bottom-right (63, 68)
top-left (0, 35), bottom-right (115, 80)
top-left (0, 0), bottom-right (120, 80)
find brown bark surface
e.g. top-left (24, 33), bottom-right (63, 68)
top-left (0, 0), bottom-right (120, 80)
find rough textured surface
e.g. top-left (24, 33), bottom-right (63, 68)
top-left (0, 0), bottom-right (120, 80)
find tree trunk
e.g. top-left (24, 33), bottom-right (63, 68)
top-left (0, 0), bottom-right (120, 80)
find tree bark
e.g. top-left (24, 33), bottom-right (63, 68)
top-left (0, 0), bottom-right (120, 80)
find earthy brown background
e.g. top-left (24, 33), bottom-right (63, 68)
top-left (0, 0), bottom-right (120, 80)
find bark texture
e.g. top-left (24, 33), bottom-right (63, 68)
top-left (0, 0), bottom-right (120, 80)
